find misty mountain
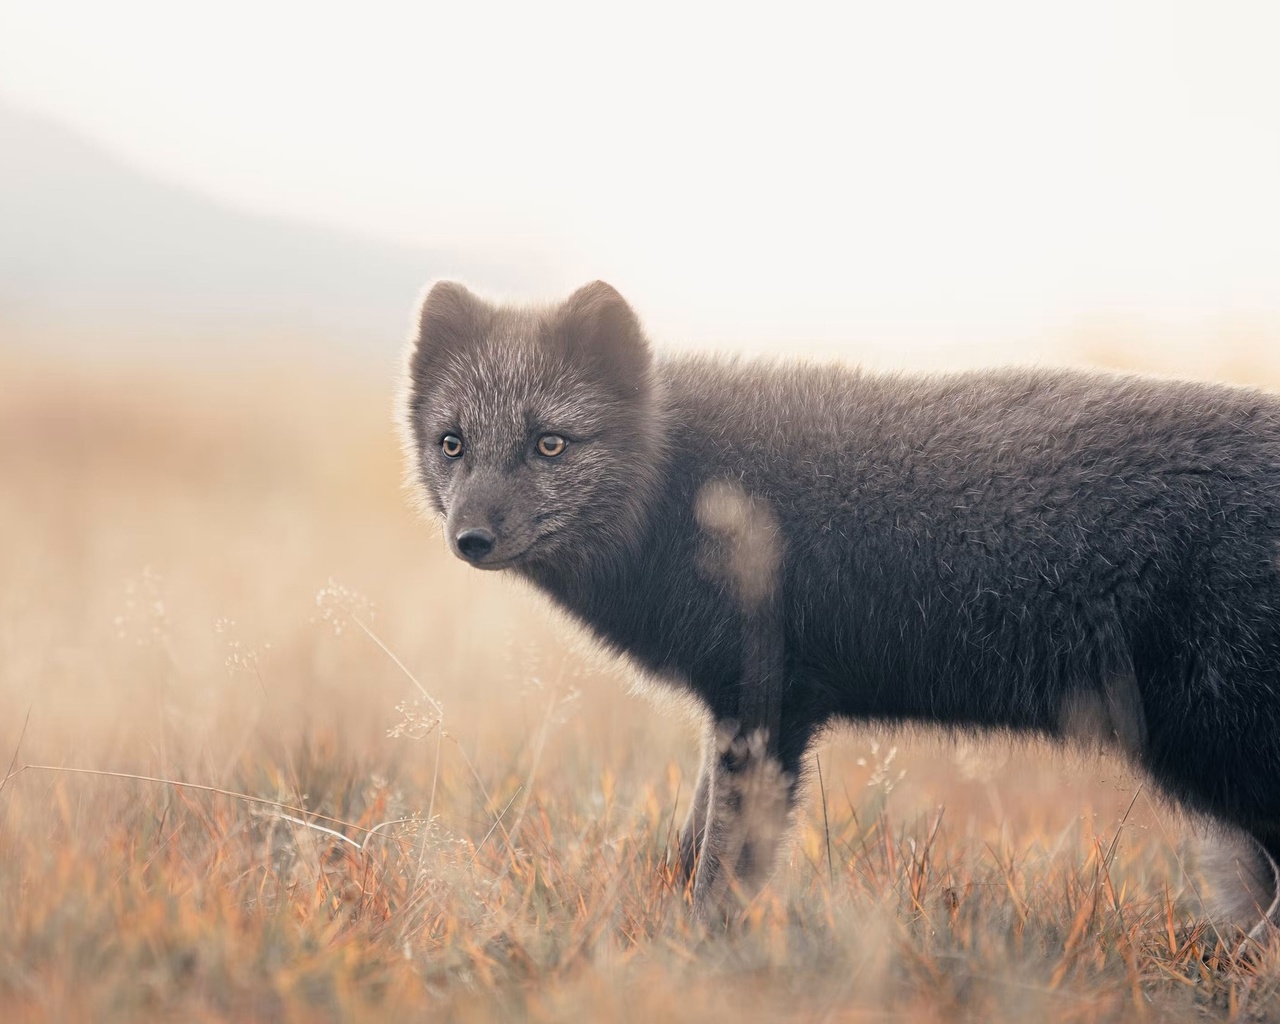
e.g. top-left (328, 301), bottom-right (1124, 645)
top-left (0, 104), bottom-right (541, 355)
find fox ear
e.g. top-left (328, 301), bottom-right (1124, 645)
top-left (556, 281), bottom-right (651, 387)
top-left (414, 280), bottom-right (488, 361)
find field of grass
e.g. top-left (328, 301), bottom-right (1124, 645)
top-left (3, 344), bottom-right (1280, 1022)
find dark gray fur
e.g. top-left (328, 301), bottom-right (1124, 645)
top-left (400, 280), bottom-right (1280, 926)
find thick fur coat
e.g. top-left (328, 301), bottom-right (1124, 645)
top-left (400, 280), bottom-right (1280, 927)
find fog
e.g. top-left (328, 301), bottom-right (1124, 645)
top-left (2, 0), bottom-right (1278, 371)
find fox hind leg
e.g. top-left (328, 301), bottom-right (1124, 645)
top-left (676, 726), bottom-right (715, 884)
top-left (1242, 832), bottom-right (1280, 949)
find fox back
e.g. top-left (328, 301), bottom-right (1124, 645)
top-left (400, 280), bottom-right (1280, 926)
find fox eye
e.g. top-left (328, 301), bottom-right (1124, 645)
top-left (441, 434), bottom-right (464, 458)
top-left (536, 434), bottom-right (567, 458)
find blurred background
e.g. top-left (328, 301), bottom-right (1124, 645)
top-left (3, 0), bottom-right (1278, 373)
top-left (2, 0), bottom-right (1280, 925)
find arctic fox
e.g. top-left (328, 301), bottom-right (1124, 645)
top-left (399, 280), bottom-right (1280, 930)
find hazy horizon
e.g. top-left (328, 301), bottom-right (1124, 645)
top-left (3, 0), bottom-right (1278, 371)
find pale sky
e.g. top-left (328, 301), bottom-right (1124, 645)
top-left (2, 0), bottom-right (1278, 365)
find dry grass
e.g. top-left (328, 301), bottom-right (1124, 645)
top-left (3, 341), bottom-right (1280, 1022)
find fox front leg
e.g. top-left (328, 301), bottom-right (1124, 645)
top-left (690, 722), bottom-right (797, 922)
top-left (689, 480), bottom-right (795, 923)
top-left (678, 723), bottom-right (791, 917)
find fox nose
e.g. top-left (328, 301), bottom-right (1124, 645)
top-left (455, 528), bottom-right (496, 562)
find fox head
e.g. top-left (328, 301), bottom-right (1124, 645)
top-left (399, 281), bottom-right (665, 573)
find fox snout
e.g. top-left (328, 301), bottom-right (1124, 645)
top-left (448, 514), bottom-right (506, 568)
top-left (454, 527), bottom-right (496, 563)
top-left (447, 496), bottom-right (522, 569)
